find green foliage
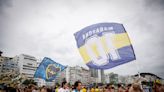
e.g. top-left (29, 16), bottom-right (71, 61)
top-left (22, 79), bottom-right (37, 85)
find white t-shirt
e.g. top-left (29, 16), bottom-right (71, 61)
top-left (58, 88), bottom-right (70, 92)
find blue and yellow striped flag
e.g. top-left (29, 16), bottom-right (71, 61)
top-left (74, 23), bottom-right (136, 69)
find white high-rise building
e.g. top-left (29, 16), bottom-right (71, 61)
top-left (90, 68), bottom-right (104, 83)
top-left (105, 74), bottom-right (110, 84)
top-left (68, 66), bottom-right (90, 85)
top-left (14, 54), bottom-right (37, 78)
top-left (55, 66), bottom-right (90, 85)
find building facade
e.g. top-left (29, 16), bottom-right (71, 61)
top-left (55, 66), bottom-right (91, 85)
top-left (105, 72), bottom-right (118, 84)
top-left (90, 68), bottom-right (105, 83)
top-left (0, 56), bottom-right (19, 83)
top-left (55, 66), bottom-right (106, 85)
top-left (14, 54), bottom-right (38, 78)
top-left (0, 56), bottom-right (18, 74)
top-left (34, 78), bottom-right (46, 87)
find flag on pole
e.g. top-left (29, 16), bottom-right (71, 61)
top-left (34, 57), bottom-right (67, 81)
top-left (74, 22), bottom-right (136, 69)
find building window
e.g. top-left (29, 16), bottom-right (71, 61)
top-left (24, 57), bottom-right (36, 61)
top-left (27, 63), bottom-right (32, 65)
top-left (23, 65), bottom-right (36, 68)
top-left (23, 67), bottom-right (36, 71)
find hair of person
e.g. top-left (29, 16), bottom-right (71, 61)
top-left (62, 81), bottom-right (67, 87)
top-left (118, 84), bottom-right (121, 88)
top-left (74, 81), bottom-right (81, 88)
top-left (127, 84), bottom-right (132, 87)
top-left (106, 84), bottom-right (110, 87)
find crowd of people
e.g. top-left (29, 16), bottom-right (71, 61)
top-left (0, 80), bottom-right (164, 92)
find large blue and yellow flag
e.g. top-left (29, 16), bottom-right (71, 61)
top-left (74, 23), bottom-right (136, 69)
top-left (34, 57), bottom-right (67, 81)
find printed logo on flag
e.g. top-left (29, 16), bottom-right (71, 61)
top-left (46, 64), bottom-right (61, 79)
top-left (74, 23), bottom-right (136, 69)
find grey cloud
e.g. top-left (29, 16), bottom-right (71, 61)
top-left (144, 0), bottom-right (164, 10)
top-left (0, 0), bottom-right (12, 13)
top-left (0, 0), bottom-right (12, 46)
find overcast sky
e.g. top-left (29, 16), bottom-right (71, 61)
top-left (0, 0), bottom-right (164, 78)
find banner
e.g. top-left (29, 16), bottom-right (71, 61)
top-left (34, 57), bottom-right (67, 81)
top-left (74, 23), bottom-right (136, 69)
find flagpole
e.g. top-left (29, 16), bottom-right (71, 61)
top-left (135, 60), bottom-right (141, 78)
top-left (134, 60), bottom-right (143, 90)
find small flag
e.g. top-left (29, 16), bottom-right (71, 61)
top-left (34, 57), bottom-right (67, 81)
